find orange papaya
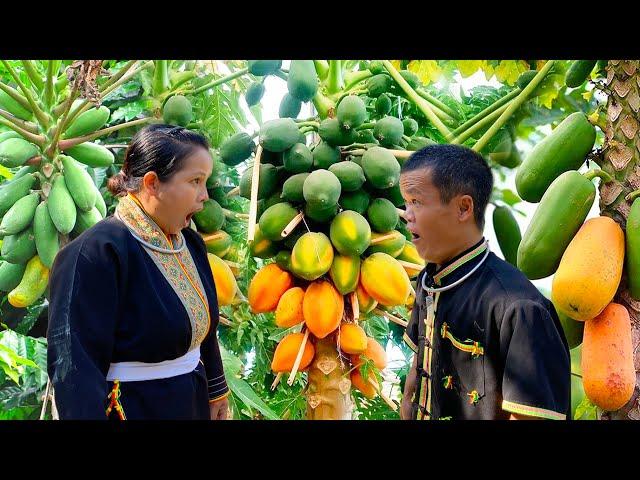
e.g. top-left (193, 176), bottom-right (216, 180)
top-left (338, 323), bottom-right (367, 355)
top-left (303, 280), bottom-right (344, 339)
top-left (248, 263), bottom-right (293, 313)
top-left (275, 286), bottom-right (306, 328)
top-left (361, 252), bottom-right (411, 307)
top-left (271, 333), bottom-right (315, 373)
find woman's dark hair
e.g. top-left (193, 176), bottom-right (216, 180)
top-left (107, 124), bottom-right (210, 197)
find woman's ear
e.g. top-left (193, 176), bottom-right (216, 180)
top-left (142, 171), bottom-right (160, 196)
top-left (457, 195), bottom-right (475, 223)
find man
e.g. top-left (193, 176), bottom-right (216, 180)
top-left (399, 144), bottom-right (570, 420)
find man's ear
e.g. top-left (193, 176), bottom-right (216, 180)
top-left (142, 171), bottom-right (160, 196)
top-left (457, 195), bottom-right (475, 223)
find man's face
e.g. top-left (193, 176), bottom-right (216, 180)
top-left (399, 168), bottom-right (472, 265)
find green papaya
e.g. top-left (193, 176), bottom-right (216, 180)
top-left (337, 95), bottom-right (366, 130)
top-left (220, 132), bottom-right (255, 166)
top-left (0, 261), bottom-right (26, 292)
top-left (303, 169), bottom-right (341, 207)
top-left (0, 138), bottom-right (39, 168)
top-left (312, 141), bottom-right (341, 169)
top-left (361, 147), bottom-right (401, 190)
top-left (357, 129), bottom-right (378, 145)
top-left (399, 70), bottom-right (421, 88)
top-left (328, 161), bottom-right (366, 192)
top-left (367, 198), bottom-right (399, 233)
top-left (245, 82), bottom-right (265, 107)
top-left (318, 118), bottom-right (358, 147)
top-left (249, 226), bottom-right (280, 259)
top-left (203, 230), bottom-right (232, 257)
top-left (517, 171), bottom-right (596, 280)
top-left (330, 254), bottom-right (361, 295)
top-left (0, 173), bottom-right (35, 217)
top-left (625, 197), bottom-right (640, 300)
top-left (366, 230), bottom-right (405, 257)
top-left (279, 93), bottom-right (302, 119)
top-left (407, 136), bottom-right (435, 151)
top-left (565, 60), bottom-right (597, 88)
top-left (329, 211), bottom-right (371, 256)
top-left (0, 192), bottom-right (39, 236)
top-left (556, 306), bottom-right (584, 350)
top-left (516, 112), bottom-right (596, 203)
top-left (378, 183), bottom-right (405, 208)
top-left (492, 206), bottom-right (521, 266)
top-left (47, 175), bottom-right (77, 235)
top-left (34, 201), bottom-right (59, 268)
top-left (65, 142), bottom-right (115, 168)
top-left (72, 207), bottom-right (102, 236)
top-left (260, 149), bottom-right (283, 166)
top-left (281, 173), bottom-right (310, 203)
top-left (239, 163), bottom-right (278, 200)
top-left (516, 70), bottom-right (538, 90)
top-left (0, 90), bottom-right (32, 121)
top-left (0, 131), bottom-right (23, 143)
top-left (275, 250), bottom-right (292, 272)
top-left (60, 155), bottom-right (97, 212)
top-left (305, 201), bottom-right (338, 223)
top-left (374, 116), bottom-right (404, 148)
top-left (62, 105), bottom-right (110, 139)
top-left (193, 199), bottom-right (225, 233)
top-left (258, 202), bottom-right (299, 241)
top-left (368, 61), bottom-right (385, 75)
top-left (375, 94), bottom-right (392, 115)
top-left (366, 74), bottom-right (393, 97)
top-left (396, 218), bottom-right (412, 241)
top-left (339, 190), bottom-right (370, 215)
top-left (260, 118), bottom-right (300, 153)
top-left (1, 226), bottom-right (36, 264)
top-left (248, 60), bottom-right (282, 77)
top-left (257, 190), bottom-right (285, 219)
top-left (283, 143), bottom-right (313, 173)
top-left (94, 185), bottom-right (107, 218)
top-left (402, 118), bottom-right (419, 137)
top-left (287, 60), bottom-right (318, 102)
top-left (162, 95), bottom-right (193, 126)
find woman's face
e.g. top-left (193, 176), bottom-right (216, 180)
top-left (150, 147), bottom-right (213, 235)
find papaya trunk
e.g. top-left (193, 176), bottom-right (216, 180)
top-left (599, 60), bottom-right (640, 420)
top-left (306, 336), bottom-right (353, 420)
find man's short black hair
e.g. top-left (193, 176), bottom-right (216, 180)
top-left (401, 144), bottom-right (493, 229)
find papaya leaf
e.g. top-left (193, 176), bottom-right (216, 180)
top-left (574, 397), bottom-right (598, 420)
top-left (225, 374), bottom-right (280, 420)
top-left (501, 189), bottom-right (522, 206)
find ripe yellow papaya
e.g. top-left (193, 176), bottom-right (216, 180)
top-left (303, 280), bottom-right (344, 339)
top-left (338, 323), bottom-right (367, 355)
top-left (356, 281), bottom-right (378, 314)
top-left (361, 252), bottom-right (411, 307)
top-left (8, 256), bottom-right (49, 308)
top-left (351, 369), bottom-right (378, 399)
top-left (350, 337), bottom-right (387, 370)
top-left (207, 253), bottom-right (238, 306)
top-left (248, 263), bottom-right (293, 313)
top-left (552, 216), bottom-right (624, 321)
top-left (275, 287), bottom-right (306, 328)
top-left (271, 333), bottom-right (315, 373)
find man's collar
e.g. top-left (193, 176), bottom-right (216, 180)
top-left (424, 238), bottom-right (488, 287)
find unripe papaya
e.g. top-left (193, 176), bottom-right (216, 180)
top-left (329, 210), bottom-right (371, 256)
top-left (303, 169), bottom-right (341, 207)
top-left (0, 138), bottom-right (39, 168)
top-left (34, 201), bottom-right (59, 268)
top-left (275, 250), bottom-right (292, 272)
top-left (207, 253), bottom-right (238, 306)
top-left (396, 241), bottom-right (425, 278)
top-left (290, 232), bottom-right (334, 281)
top-left (47, 175), bottom-right (77, 235)
top-left (249, 226), bottom-right (279, 259)
top-left (351, 369), bottom-right (378, 398)
top-left (339, 323), bottom-right (368, 355)
top-left (8, 255), bottom-right (49, 308)
top-left (93, 185), bottom-right (107, 218)
top-left (62, 105), bottom-right (110, 138)
top-left (367, 198), bottom-right (399, 233)
top-left (72, 207), bottom-right (102, 236)
top-left (361, 147), bottom-right (400, 190)
top-left (275, 286), bottom-right (305, 328)
top-left (248, 263), bottom-right (293, 313)
top-left (245, 82), bottom-right (265, 107)
top-left (565, 60), bottom-right (597, 88)
top-left (60, 155), bottom-right (97, 212)
top-left (65, 142), bottom-right (115, 168)
top-left (260, 118), bottom-right (301, 153)
top-left (271, 332), bottom-right (315, 373)
top-left (248, 60), bottom-right (282, 77)
top-left (0, 192), bottom-right (39, 236)
top-left (492, 205), bottom-right (521, 266)
top-left (0, 131), bottom-right (23, 143)
top-left (625, 197), bottom-right (640, 300)
top-left (330, 254), bottom-right (361, 295)
top-left (351, 337), bottom-right (387, 370)
top-left (304, 201), bottom-right (338, 223)
top-left (337, 95), bottom-right (366, 130)
top-left (0, 261), bottom-right (26, 292)
top-left (287, 60), bottom-right (318, 102)
top-left (318, 118), bottom-right (358, 147)
top-left (312, 141), bottom-right (341, 169)
top-left (239, 163), bottom-right (278, 200)
top-left (366, 230), bottom-right (406, 257)
top-left (402, 118), bottom-right (419, 137)
top-left (162, 95), bottom-right (193, 126)
top-left (356, 281), bottom-right (378, 314)
top-left (374, 116), bottom-right (404, 148)
top-left (258, 202), bottom-right (299, 241)
top-left (407, 136), bottom-right (436, 151)
top-left (0, 91), bottom-right (32, 121)
top-left (339, 190), bottom-right (370, 215)
top-left (303, 280), bottom-right (344, 339)
top-left (193, 199), bottom-right (225, 233)
top-left (281, 173), bottom-right (310, 203)
top-left (556, 305), bottom-right (584, 350)
top-left (361, 252), bottom-right (411, 307)
top-left (220, 132), bottom-right (255, 166)
top-left (375, 94), bottom-right (392, 115)
top-left (582, 303), bottom-right (635, 411)
top-left (1, 227), bottom-right (36, 264)
top-left (283, 143), bottom-right (313, 173)
top-left (279, 93), bottom-right (302, 119)
top-left (366, 74), bottom-right (393, 97)
top-left (552, 216), bottom-right (624, 321)
top-left (328, 161), bottom-right (366, 192)
top-left (202, 230), bottom-right (232, 258)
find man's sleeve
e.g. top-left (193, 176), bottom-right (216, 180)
top-left (498, 300), bottom-right (570, 420)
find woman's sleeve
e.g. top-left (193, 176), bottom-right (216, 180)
top-left (47, 236), bottom-right (122, 419)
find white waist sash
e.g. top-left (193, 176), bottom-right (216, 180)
top-left (106, 348), bottom-right (201, 382)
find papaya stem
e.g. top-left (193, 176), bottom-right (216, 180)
top-left (626, 189), bottom-right (640, 202)
top-left (247, 145), bottom-right (263, 242)
top-left (152, 60), bottom-right (170, 96)
top-left (226, 186), bottom-right (240, 197)
top-left (188, 67), bottom-right (250, 96)
top-left (0, 82), bottom-right (32, 112)
top-left (47, 82), bottom-right (80, 157)
top-left (44, 61), bottom-right (55, 110)
top-left (313, 60), bottom-right (330, 81)
top-left (0, 109), bottom-right (39, 134)
top-left (472, 60), bottom-right (555, 153)
top-left (0, 118), bottom-right (46, 146)
top-left (312, 90), bottom-right (335, 120)
top-left (447, 88), bottom-right (520, 141)
top-left (218, 315), bottom-right (233, 327)
top-left (0, 61), bottom-right (49, 128)
top-left (373, 308), bottom-right (408, 328)
top-left (273, 70), bottom-right (288, 82)
top-left (382, 60), bottom-right (451, 138)
top-left (402, 135), bottom-right (412, 143)
top-left (100, 60), bottom-right (138, 93)
top-left (21, 61), bottom-right (44, 90)
top-left (327, 60), bottom-right (344, 94)
top-left (415, 88), bottom-right (460, 120)
top-left (296, 120), bottom-right (320, 129)
top-left (57, 117), bottom-right (156, 150)
top-left (222, 208), bottom-right (249, 220)
top-left (343, 69), bottom-right (373, 91)
top-left (583, 168), bottom-right (613, 183)
top-left (451, 101), bottom-right (511, 145)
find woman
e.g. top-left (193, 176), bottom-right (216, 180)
top-left (47, 124), bottom-right (229, 420)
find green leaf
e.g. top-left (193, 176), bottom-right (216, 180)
top-left (501, 189), bottom-right (522, 207)
top-left (226, 374), bottom-right (280, 420)
top-left (111, 102), bottom-right (145, 123)
top-left (1, 363), bottom-right (20, 384)
top-left (574, 397), bottom-right (599, 420)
